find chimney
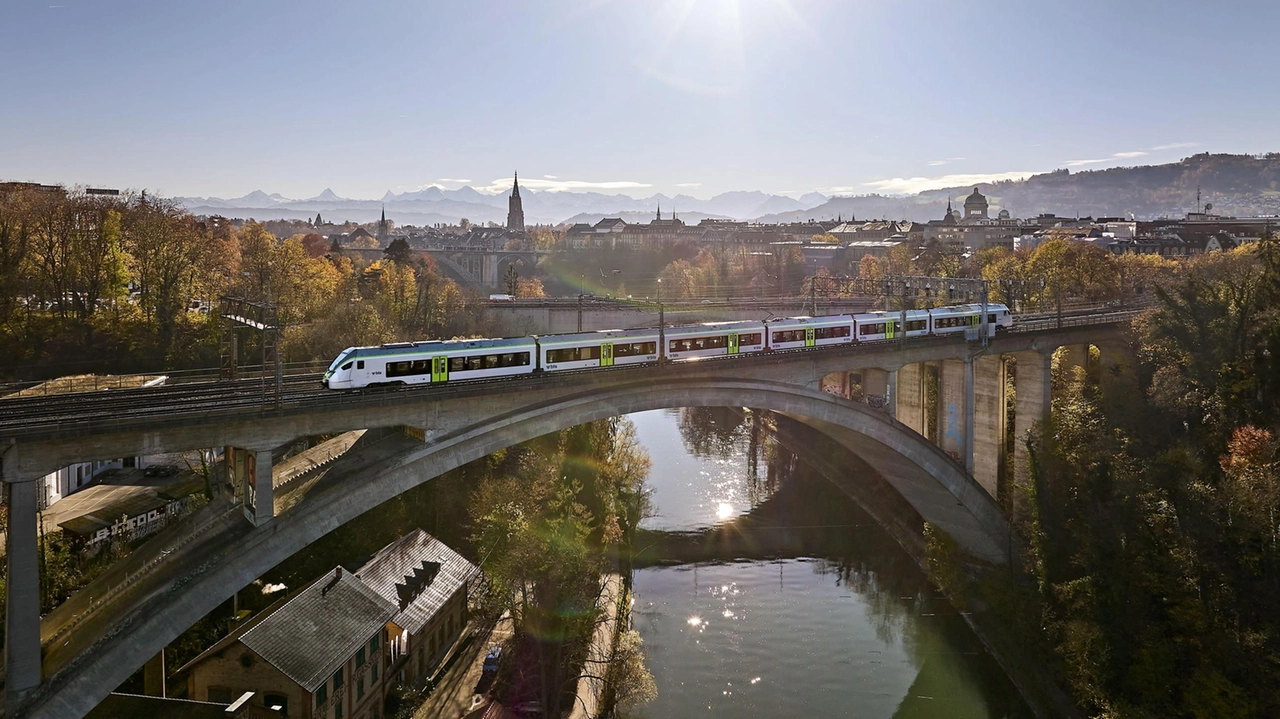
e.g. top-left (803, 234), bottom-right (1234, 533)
top-left (322, 566), bottom-right (342, 596)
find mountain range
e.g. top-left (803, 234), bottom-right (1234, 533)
top-left (173, 186), bottom-right (830, 227)
top-left (173, 154), bottom-right (1280, 227)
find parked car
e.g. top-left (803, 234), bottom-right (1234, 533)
top-left (143, 464), bottom-right (180, 478)
top-left (482, 646), bottom-right (502, 675)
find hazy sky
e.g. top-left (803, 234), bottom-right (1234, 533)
top-left (3, 0), bottom-right (1277, 200)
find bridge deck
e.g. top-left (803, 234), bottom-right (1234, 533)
top-left (0, 309), bottom-right (1139, 449)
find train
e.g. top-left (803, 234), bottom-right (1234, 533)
top-left (322, 303), bottom-right (1013, 390)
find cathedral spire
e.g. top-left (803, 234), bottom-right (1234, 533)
top-left (657, 202), bottom-right (661, 221)
top-left (506, 171), bottom-right (525, 233)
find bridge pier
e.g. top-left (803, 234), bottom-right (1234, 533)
top-left (886, 369), bottom-right (897, 419)
top-left (4, 452), bottom-right (43, 711)
top-left (1013, 351), bottom-right (1053, 510)
top-left (972, 355), bottom-right (1007, 499)
top-left (895, 363), bottom-right (926, 435)
top-left (937, 359), bottom-right (967, 464)
top-left (252, 449), bottom-right (274, 526)
top-left (862, 368), bottom-right (889, 407)
top-left (225, 445), bottom-right (275, 526)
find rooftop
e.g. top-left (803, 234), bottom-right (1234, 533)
top-left (239, 567), bottom-right (396, 692)
top-left (356, 529), bottom-right (478, 636)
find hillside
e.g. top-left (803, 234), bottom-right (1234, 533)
top-left (760, 153), bottom-right (1280, 223)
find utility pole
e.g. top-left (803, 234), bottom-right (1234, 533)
top-left (657, 278), bottom-right (665, 365)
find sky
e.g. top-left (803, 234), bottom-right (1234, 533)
top-left (2, 0), bottom-right (1278, 200)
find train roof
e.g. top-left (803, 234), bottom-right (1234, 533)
top-left (663, 320), bottom-right (766, 335)
top-left (350, 336), bottom-right (536, 356)
top-left (929, 303), bottom-right (1010, 314)
top-left (766, 315), bottom-right (855, 325)
top-left (537, 328), bottom-right (660, 346)
top-left (853, 309), bottom-right (930, 319)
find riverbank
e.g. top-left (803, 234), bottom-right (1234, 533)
top-left (768, 415), bottom-right (1082, 719)
top-left (569, 574), bottom-right (623, 719)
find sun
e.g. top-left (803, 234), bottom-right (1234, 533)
top-left (716, 502), bottom-right (734, 520)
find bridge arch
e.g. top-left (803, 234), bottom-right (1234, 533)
top-left (27, 378), bottom-right (1007, 719)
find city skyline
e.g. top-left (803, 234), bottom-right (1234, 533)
top-left (3, 0), bottom-right (1278, 200)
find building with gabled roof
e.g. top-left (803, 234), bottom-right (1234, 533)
top-left (181, 566), bottom-right (395, 719)
top-left (356, 529), bottom-right (478, 689)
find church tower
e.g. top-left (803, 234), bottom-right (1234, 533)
top-left (377, 206), bottom-right (389, 242)
top-left (507, 172), bottom-right (526, 233)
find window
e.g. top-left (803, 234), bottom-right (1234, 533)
top-left (333, 666), bottom-right (344, 691)
top-left (669, 334), bottom-right (727, 353)
top-left (370, 633), bottom-right (381, 653)
top-left (264, 693), bottom-right (289, 716)
top-left (739, 333), bottom-right (762, 346)
top-left (357, 647), bottom-right (365, 668)
top-left (357, 677), bottom-right (364, 701)
top-left (336, 704), bottom-right (343, 719)
top-left (612, 341), bottom-right (656, 358)
top-left (386, 359), bottom-right (432, 378)
top-left (547, 345), bottom-right (600, 363)
top-left (340, 362), bottom-right (353, 370)
top-left (371, 660), bottom-right (378, 682)
top-left (814, 326), bottom-right (850, 340)
top-left (317, 683), bottom-right (328, 705)
top-left (448, 352), bottom-right (530, 372)
top-left (356, 360), bottom-right (365, 369)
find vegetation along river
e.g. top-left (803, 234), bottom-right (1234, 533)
top-left (626, 407), bottom-right (1031, 719)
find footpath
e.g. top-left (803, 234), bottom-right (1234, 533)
top-left (568, 573), bottom-right (623, 719)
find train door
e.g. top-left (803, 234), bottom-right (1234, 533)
top-left (728, 333), bottom-right (739, 355)
top-left (805, 327), bottom-right (816, 347)
top-left (601, 343), bottom-right (614, 367)
top-left (431, 356), bottom-right (449, 383)
top-left (885, 320), bottom-right (896, 340)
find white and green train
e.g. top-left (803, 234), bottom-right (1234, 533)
top-left (321, 303), bottom-right (1011, 390)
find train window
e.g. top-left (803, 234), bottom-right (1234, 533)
top-left (988, 314), bottom-right (997, 323)
top-left (907, 320), bottom-right (927, 331)
top-left (449, 357), bottom-right (466, 372)
top-left (740, 333), bottom-right (761, 345)
top-left (357, 361), bottom-right (365, 369)
top-left (814, 326), bottom-right (850, 340)
top-left (341, 362), bottom-right (353, 370)
top-left (613, 341), bottom-right (656, 357)
top-left (484, 355), bottom-right (499, 369)
top-left (548, 346), bottom-right (600, 363)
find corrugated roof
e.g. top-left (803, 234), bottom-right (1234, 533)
top-left (240, 567), bottom-right (395, 692)
top-left (356, 529), bottom-right (478, 637)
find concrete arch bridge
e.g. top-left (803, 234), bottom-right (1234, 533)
top-left (0, 315), bottom-right (1133, 718)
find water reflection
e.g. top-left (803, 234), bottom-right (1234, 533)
top-left (631, 408), bottom-right (774, 530)
top-left (630, 408), bottom-right (1030, 719)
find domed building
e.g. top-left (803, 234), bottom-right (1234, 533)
top-left (963, 187), bottom-right (989, 220)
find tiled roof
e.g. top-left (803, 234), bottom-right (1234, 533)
top-left (240, 567), bottom-right (396, 692)
top-left (356, 529), bottom-right (479, 637)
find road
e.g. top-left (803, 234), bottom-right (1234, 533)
top-left (413, 616), bottom-right (514, 719)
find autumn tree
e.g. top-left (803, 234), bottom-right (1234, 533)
top-left (125, 196), bottom-right (212, 353)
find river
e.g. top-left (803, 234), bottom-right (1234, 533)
top-left (626, 408), bottom-right (1031, 719)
